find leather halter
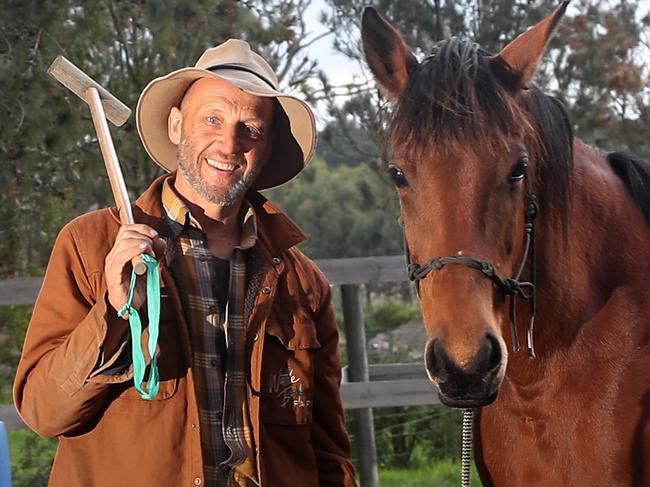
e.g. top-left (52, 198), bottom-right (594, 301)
top-left (406, 196), bottom-right (539, 358)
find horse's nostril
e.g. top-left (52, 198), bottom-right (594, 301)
top-left (425, 338), bottom-right (450, 381)
top-left (425, 333), bottom-right (503, 383)
top-left (475, 333), bottom-right (502, 373)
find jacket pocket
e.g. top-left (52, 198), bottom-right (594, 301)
top-left (106, 377), bottom-right (182, 421)
top-left (260, 317), bottom-right (321, 425)
top-left (113, 377), bottom-right (179, 402)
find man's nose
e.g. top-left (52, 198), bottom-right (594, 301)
top-left (217, 124), bottom-right (244, 154)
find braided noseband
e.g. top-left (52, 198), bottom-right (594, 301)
top-left (406, 197), bottom-right (539, 358)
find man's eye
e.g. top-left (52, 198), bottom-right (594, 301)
top-left (388, 165), bottom-right (409, 188)
top-left (244, 125), bottom-right (262, 140)
top-left (206, 116), bottom-right (220, 125)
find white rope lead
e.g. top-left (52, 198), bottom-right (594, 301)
top-left (461, 408), bottom-right (474, 487)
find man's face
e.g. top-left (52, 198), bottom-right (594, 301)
top-left (168, 77), bottom-right (275, 207)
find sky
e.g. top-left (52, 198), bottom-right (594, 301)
top-left (301, 0), bottom-right (650, 125)
top-left (302, 0), bottom-right (363, 125)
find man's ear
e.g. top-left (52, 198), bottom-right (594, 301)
top-left (168, 106), bottom-right (183, 145)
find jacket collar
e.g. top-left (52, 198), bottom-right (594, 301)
top-left (159, 177), bottom-right (259, 250)
top-left (111, 172), bottom-right (306, 256)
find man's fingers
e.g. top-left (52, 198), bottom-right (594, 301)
top-left (109, 240), bottom-right (156, 264)
top-left (105, 225), bottom-right (158, 314)
top-left (116, 224), bottom-right (158, 240)
top-left (117, 228), bottom-right (158, 242)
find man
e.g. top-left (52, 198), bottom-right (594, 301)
top-left (14, 39), bottom-right (356, 487)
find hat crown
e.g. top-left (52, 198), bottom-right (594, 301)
top-left (195, 39), bottom-right (279, 88)
top-left (136, 38), bottom-right (316, 190)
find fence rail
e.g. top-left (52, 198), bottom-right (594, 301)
top-left (0, 278), bottom-right (42, 306)
top-left (0, 255), bottom-right (407, 306)
top-left (0, 363), bottom-right (438, 431)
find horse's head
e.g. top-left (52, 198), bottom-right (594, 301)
top-left (361, 3), bottom-right (570, 407)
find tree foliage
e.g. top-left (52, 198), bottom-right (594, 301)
top-left (265, 158), bottom-right (403, 258)
top-left (551, 0), bottom-right (650, 156)
top-left (0, 0), bottom-right (327, 276)
top-left (318, 0), bottom-right (650, 165)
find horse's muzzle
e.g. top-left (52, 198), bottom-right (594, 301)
top-left (424, 333), bottom-right (505, 408)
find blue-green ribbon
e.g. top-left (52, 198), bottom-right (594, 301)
top-left (117, 254), bottom-right (161, 400)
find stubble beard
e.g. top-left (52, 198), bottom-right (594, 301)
top-left (176, 136), bottom-right (262, 207)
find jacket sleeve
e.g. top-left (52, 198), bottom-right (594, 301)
top-left (13, 220), bottom-right (130, 438)
top-left (310, 278), bottom-right (357, 487)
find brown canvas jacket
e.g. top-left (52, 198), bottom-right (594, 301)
top-left (13, 174), bottom-right (356, 487)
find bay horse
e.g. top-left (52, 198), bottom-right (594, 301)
top-left (361, 3), bottom-right (650, 486)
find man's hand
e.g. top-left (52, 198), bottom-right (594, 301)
top-left (105, 224), bottom-right (165, 316)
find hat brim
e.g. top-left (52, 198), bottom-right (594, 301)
top-left (136, 67), bottom-right (316, 190)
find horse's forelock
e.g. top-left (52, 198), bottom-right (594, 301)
top-left (388, 37), bottom-right (573, 214)
top-left (389, 39), bottom-right (526, 157)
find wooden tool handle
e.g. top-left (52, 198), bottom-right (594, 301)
top-left (47, 56), bottom-right (131, 127)
top-left (85, 87), bottom-right (147, 276)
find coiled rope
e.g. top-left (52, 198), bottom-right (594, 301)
top-left (117, 254), bottom-right (161, 400)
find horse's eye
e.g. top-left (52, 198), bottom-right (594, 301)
top-left (508, 157), bottom-right (529, 182)
top-left (388, 166), bottom-right (409, 188)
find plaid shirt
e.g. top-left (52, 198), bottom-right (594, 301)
top-left (161, 179), bottom-right (258, 487)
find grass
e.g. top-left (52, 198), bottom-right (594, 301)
top-left (5, 429), bottom-right (485, 487)
top-left (380, 458), bottom-right (483, 487)
top-left (8, 430), bottom-right (57, 487)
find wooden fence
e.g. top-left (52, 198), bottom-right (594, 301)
top-left (0, 255), bottom-right (409, 305)
top-left (0, 255), bottom-right (440, 487)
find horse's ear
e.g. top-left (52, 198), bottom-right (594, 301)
top-left (490, 1), bottom-right (569, 91)
top-left (361, 6), bottom-right (419, 99)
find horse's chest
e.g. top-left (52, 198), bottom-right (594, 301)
top-left (477, 401), bottom-right (625, 487)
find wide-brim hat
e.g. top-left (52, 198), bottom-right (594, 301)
top-left (136, 39), bottom-right (316, 190)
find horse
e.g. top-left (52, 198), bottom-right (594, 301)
top-left (361, 3), bottom-right (650, 486)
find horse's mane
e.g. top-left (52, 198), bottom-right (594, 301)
top-left (390, 37), bottom-right (573, 214)
top-left (607, 152), bottom-right (650, 224)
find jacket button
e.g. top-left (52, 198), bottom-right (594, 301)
top-left (193, 477), bottom-right (202, 485)
top-left (272, 257), bottom-right (281, 265)
top-left (191, 423), bottom-right (196, 429)
top-left (262, 286), bottom-right (271, 294)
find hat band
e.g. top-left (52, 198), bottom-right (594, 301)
top-left (206, 64), bottom-right (276, 90)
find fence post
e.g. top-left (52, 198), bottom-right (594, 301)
top-left (0, 421), bottom-right (11, 487)
top-left (341, 284), bottom-right (379, 487)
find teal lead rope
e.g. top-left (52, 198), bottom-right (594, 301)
top-left (117, 254), bottom-right (161, 400)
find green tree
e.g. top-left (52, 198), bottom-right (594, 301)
top-left (0, 0), bottom-right (329, 277)
top-left (551, 0), bottom-right (650, 157)
top-left (265, 158), bottom-right (403, 258)
top-left (316, 0), bottom-right (650, 167)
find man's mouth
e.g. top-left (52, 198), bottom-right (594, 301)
top-left (205, 158), bottom-right (240, 173)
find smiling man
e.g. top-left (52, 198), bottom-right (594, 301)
top-left (14, 40), bottom-right (356, 487)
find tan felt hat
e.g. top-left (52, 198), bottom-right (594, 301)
top-left (136, 39), bottom-right (316, 190)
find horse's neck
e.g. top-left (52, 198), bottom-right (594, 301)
top-left (507, 138), bottom-right (650, 380)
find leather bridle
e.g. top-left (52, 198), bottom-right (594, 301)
top-left (405, 195), bottom-right (539, 358)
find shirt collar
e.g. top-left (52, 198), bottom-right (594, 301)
top-left (161, 177), bottom-right (258, 251)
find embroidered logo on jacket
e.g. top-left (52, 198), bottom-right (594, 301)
top-left (268, 368), bottom-right (311, 408)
